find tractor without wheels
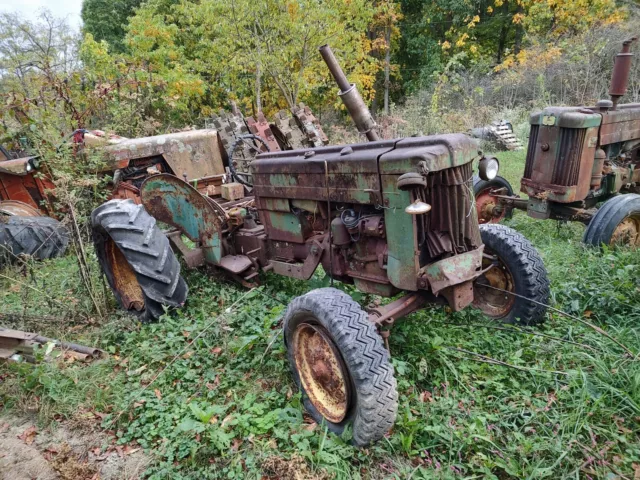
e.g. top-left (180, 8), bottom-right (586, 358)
top-left (475, 37), bottom-right (640, 248)
top-left (91, 46), bottom-right (550, 445)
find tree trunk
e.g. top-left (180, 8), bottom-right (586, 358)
top-left (496, 0), bottom-right (510, 65)
top-left (253, 23), bottom-right (262, 113)
top-left (514, 4), bottom-right (524, 55)
top-left (384, 26), bottom-right (391, 116)
top-left (255, 62), bottom-right (262, 113)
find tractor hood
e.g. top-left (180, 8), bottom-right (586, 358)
top-left (252, 133), bottom-right (478, 206)
top-left (101, 129), bottom-right (226, 181)
top-left (254, 133), bottom-right (478, 176)
top-left (0, 157), bottom-right (35, 176)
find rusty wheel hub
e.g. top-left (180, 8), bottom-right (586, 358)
top-left (475, 189), bottom-right (504, 224)
top-left (292, 323), bottom-right (350, 423)
top-left (473, 250), bottom-right (515, 318)
top-left (610, 214), bottom-right (640, 247)
top-left (106, 239), bottom-right (145, 311)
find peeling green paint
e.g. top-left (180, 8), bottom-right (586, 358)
top-left (267, 211), bottom-right (304, 242)
top-left (268, 174), bottom-right (298, 187)
top-left (381, 175), bottom-right (418, 291)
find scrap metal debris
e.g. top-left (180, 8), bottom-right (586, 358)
top-left (0, 328), bottom-right (102, 363)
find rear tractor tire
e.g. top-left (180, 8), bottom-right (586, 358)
top-left (473, 224), bottom-right (549, 325)
top-left (0, 215), bottom-right (69, 265)
top-left (283, 288), bottom-right (398, 446)
top-left (583, 194), bottom-right (640, 248)
top-left (473, 175), bottom-right (514, 224)
top-left (91, 199), bottom-right (188, 322)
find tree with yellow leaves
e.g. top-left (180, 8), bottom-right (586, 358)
top-left (118, 0), bottom-right (380, 119)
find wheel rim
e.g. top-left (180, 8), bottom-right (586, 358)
top-left (473, 248), bottom-right (516, 318)
top-left (610, 214), bottom-right (640, 247)
top-left (105, 238), bottom-right (145, 311)
top-left (0, 200), bottom-right (42, 217)
top-left (475, 188), bottom-right (505, 224)
top-left (292, 322), bottom-right (350, 423)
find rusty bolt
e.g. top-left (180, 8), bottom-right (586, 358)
top-left (541, 143), bottom-right (550, 152)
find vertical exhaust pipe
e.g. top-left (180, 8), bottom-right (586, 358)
top-left (609, 36), bottom-right (638, 109)
top-left (319, 45), bottom-right (380, 141)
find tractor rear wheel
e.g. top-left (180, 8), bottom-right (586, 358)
top-left (283, 288), bottom-right (397, 446)
top-left (583, 194), bottom-right (640, 248)
top-left (473, 175), bottom-right (514, 224)
top-left (473, 224), bottom-right (549, 325)
top-left (0, 215), bottom-right (69, 264)
top-left (91, 199), bottom-right (188, 322)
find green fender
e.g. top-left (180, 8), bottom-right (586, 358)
top-left (140, 174), bottom-right (224, 264)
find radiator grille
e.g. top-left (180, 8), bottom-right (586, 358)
top-left (418, 162), bottom-right (482, 262)
top-left (523, 125), bottom-right (539, 180)
top-left (551, 128), bottom-right (585, 186)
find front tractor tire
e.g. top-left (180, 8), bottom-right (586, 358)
top-left (283, 288), bottom-right (398, 446)
top-left (583, 194), bottom-right (640, 248)
top-left (92, 199), bottom-right (188, 322)
top-left (473, 224), bottom-right (549, 325)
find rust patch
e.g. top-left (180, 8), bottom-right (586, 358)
top-left (104, 130), bottom-right (225, 181)
top-left (293, 323), bottom-right (349, 423)
top-left (610, 214), bottom-right (640, 247)
top-left (472, 249), bottom-right (516, 318)
top-left (475, 188), bottom-right (506, 224)
top-left (0, 200), bottom-right (42, 217)
top-left (106, 238), bottom-right (144, 311)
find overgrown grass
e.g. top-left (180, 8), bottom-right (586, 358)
top-left (2, 150), bottom-right (640, 478)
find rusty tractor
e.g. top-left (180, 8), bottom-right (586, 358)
top-left (90, 45), bottom-right (550, 445)
top-left (475, 37), bottom-right (640, 248)
top-left (0, 103), bottom-right (327, 264)
top-left (0, 146), bottom-right (69, 263)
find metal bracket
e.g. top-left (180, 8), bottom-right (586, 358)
top-left (166, 230), bottom-right (205, 269)
top-left (268, 239), bottom-right (325, 280)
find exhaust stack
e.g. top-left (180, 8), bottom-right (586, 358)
top-left (319, 45), bottom-right (380, 141)
top-left (609, 36), bottom-right (638, 109)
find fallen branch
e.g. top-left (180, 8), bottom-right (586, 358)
top-left (432, 320), bottom-right (601, 353)
top-left (0, 312), bottom-right (68, 324)
top-left (575, 441), bottom-right (630, 480)
top-left (68, 204), bottom-right (103, 319)
top-left (480, 284), bottom-right (636, 358)
top-left (0, 272), bottom-right (90, 321)
top-left (445, 346), bottom-right (570, 376)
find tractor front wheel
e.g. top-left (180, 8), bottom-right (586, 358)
top-left (473, 175), bottom-right (514, 224)
top-left (283, 288), bottom-right (398, 446)
top-left (91, 199), bottom-right (188, 322)
top-left (473, 224), bottom-right (549, 325)
top-left (583, 194), bottom-right (640, 248)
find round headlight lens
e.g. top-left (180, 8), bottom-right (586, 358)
top-left (25, 162), bottom-right (33, 172)
top-left (479, 157), bottom-right (499, 181)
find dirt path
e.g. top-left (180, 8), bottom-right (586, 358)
top-left (0, 415), bottom-right (149, 480)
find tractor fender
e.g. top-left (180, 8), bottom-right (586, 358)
top-left (140, 173), bottom-right (224, 264)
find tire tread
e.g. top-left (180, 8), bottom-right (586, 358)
top-left (0, 216), bottom-right (69, 263)
top-left (283, 288), bottom-right (398, 446)
top-left (91, 199), bottom-right (187, 321)
top-left (478, 224), bottom-right (549, 325)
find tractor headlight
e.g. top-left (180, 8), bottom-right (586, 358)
top-left (25, 162), bottom-right (33, 172)
top-left (478, 156), bottom-right (499, 181)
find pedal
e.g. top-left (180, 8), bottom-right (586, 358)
top-left (218, 255), bottom-right (252, 274)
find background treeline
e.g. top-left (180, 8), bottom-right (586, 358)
top-left (0, 0), bottom-right (638, 147)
